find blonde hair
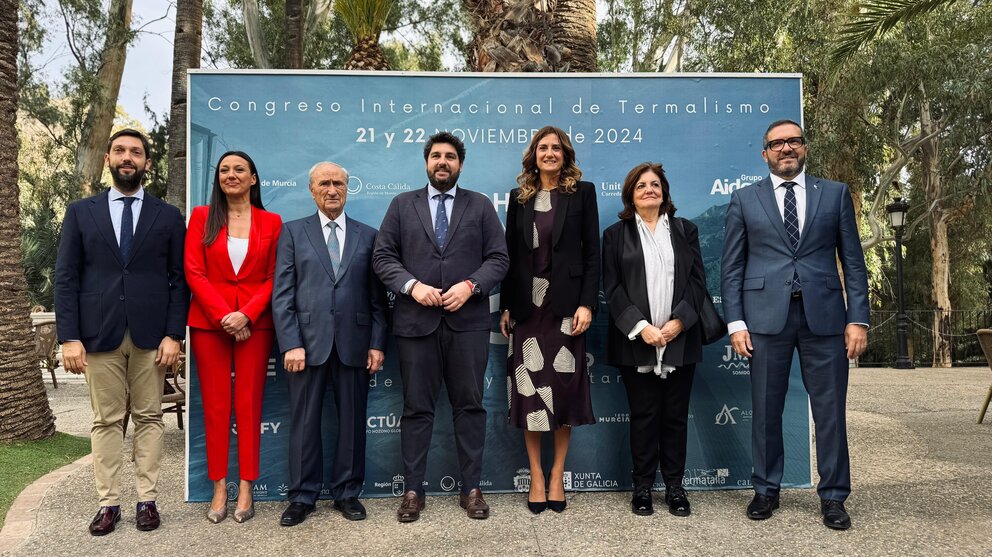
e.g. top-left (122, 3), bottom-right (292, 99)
top-left (515, 126), bottom-right (582, 204)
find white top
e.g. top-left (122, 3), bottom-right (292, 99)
top-left (228, 237), bottom-right (249, 275)
top-left (108, 186), bottom-right (144, 244)
top-left (628, 214), bottom-right (678, 378)
top-left (317, 211), bottom-right (347, 258)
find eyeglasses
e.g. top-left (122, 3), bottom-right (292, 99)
top-left (765, 137), bottom-right (806, 151)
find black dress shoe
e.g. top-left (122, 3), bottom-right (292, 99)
top-left (280, 502), bottom-right (315, 526)
top-left (665, 485), bottom-right (691, 517)
top-left (746, 493), bottom-right (780, 520)
top-left (333, 497), bottom-right (367, 521)
top-left (135, 501), bottom-right (160, 531)
top-left (631, 487), bottom-right (654, 516)
top-left (88, 506), bottom-right (121, 536)
top-left (821, 499), bottom-right (852, 530)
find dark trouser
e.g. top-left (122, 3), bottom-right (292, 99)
top-left (397, 322), bottom-right (489, 496)
top-left (749, 296), bottom-right (851, 501)
top-left (620, 364), bottom-right (695, 490)
top-left (286, 347), bottom-right (369, 504)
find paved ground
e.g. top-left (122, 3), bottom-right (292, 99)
top-left (3, 366), bottom-right (992, 556)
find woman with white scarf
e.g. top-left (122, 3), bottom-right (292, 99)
top-left (602, 162), bottom-right (709, 518)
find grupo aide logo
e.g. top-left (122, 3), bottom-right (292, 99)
top-left (710, 174), bottom-right (761, 195)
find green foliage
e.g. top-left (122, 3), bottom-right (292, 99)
top-left (0, 433), bottom-right (91, 526)
top-left (830, 0), bottom-right (962, 64)
top-left (336, 0), bottom-right (393, 42)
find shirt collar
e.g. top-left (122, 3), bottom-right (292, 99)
top-left (108, 185), bottom-right (145, 201)
top-left (427, 184), bottom-right (458, 199)
top-left (318, 210), bottom-right (346, 229)
top-left (634, 212), bottom-right (670, 230)
top-left (770, 170), bottom-right (806, 190)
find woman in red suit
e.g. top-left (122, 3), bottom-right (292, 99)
top-left (185, 151), bottom-right (282, 524)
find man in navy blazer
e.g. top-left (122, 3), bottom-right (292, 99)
top-left (373, 132), bottom-right (509, 522)
top-left (721, 120), bottom-right (869, 530)
top-left (55, 129), bottom-right (187, 535)
top-left (272, 162), bottom-right (388, 526)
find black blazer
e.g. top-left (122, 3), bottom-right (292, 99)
top-left (602, 216), bottom-right (706, 368)
top-left (55, 190), bottom-right (188, 352)
top-left (373, 186), bottom-right (509, 337)
top-left (500, 181), bottom-right (600, 321)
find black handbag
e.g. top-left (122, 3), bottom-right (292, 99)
top-left (675, 217), bottom-right (726, 345)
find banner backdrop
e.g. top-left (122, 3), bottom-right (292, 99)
top-left (185, 71), bottom-right (812, 502)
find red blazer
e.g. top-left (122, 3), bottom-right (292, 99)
top-left (185, 205), bottom-right (282, 330)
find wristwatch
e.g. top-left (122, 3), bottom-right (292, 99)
top-left (466, 278), bottom-right (482, 296)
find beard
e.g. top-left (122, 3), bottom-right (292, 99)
top-left (767, 151), bottom-right (805, 179)
top-left (427, 167), bottom-right (460, 192)
top-left (110, 164), bottom-right (146, 193)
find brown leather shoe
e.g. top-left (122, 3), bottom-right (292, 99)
top-left (397, 491), bottom-right (425, 523)
top-left (88, 506), bottom-right (121, 536)
top-left (135, 501), bottom-right (160, 531)
top-left (459, 488), bottom-right (490, 519)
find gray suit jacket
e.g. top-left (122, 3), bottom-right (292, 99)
top-left (272, 213), bottom-right (388, 368)
top-left (720, 175), bottom-right (869, 336)
top-left (373, 186), bottom-right (509, 337)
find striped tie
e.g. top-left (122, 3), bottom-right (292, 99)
top-left (782, 181), bottom-right (801, 291)
top-left (326, 221), bottom-right (341, 278)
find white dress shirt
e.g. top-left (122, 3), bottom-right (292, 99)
top-left (108, 186), bottom-right (144, 245)
top-left (628, 214), bottom-right (678, 378)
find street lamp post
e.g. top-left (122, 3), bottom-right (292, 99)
top-left (886, 197), bottom-right (914, 369)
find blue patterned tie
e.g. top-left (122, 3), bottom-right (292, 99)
top-left (782, 181), bottom-right (801, 291)
top-left (119, 197), bottom-right (135, 260)
top-left (434, 193), bottom-right (451, 250)
top-left (326, 221), bottom-right (341, 279)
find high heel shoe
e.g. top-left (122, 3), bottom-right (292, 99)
top-left (206, 503), bottom-right (227, 523)
top-left (527, 500), bottom-right (547, 514)
top-left (233, 502), bottom-right (255, 523)
top-left (547, 499), bottom-right (567, 513)
top-left (234, 481), bottom-right (255, 523)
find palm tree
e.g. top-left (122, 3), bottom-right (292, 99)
top-left (166, 0), bottom-right (203, 213)
top-left (286, 0), bottom-right (304, 68)
top-left (0, 0), bottom-right (57, 441)
top-left (336, 0), bottom-right (393, 70)
top-left (831, 0), bottom-right (963, 63)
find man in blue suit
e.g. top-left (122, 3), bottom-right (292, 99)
top-left (373, 132), bottom-right (509, 523)
top-left (55, 128), bottom-right (188, 535)
top-left (721, 120), bottom-right (869, 530)
top-left (272, 161), bottom-right (388, 526)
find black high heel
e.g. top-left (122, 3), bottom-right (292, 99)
top-left (527, 500), bottom-right (548, 514)
top-left (547, 499), bottom-right (567, 513)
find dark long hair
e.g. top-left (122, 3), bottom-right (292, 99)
top-left (618, 162), bottom-right (677, 221)
top-left (204, 151), bottom-right (265, 246)
top-left (515, 126), bottom-right (582, 204)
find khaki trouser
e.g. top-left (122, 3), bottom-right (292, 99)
top-left (84, 330), bottom-right (165, 506)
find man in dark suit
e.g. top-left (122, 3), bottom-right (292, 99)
top-left (272, 161), bottom-right (388, 526)
top-left (373, 131), bottom-right (509, 523)
top-left (721, 120), bottom-right (869, 530)
top-left (55, 128), bottom-right (187, 535)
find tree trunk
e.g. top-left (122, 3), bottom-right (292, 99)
top-left (243, 0), bottom-right (272, 69)
top-left (919, 93), bottom-right (952, 367)
top-left (286, 0), bottom-right (304, 69)
top-left (0, 0), bottom-right (56, 441)
top-left (166, 0), bottom-right (203, 214)
top-left (551, 0), bottom-right (597, 71)
top-left (74, 0), bottom-right (133, 196)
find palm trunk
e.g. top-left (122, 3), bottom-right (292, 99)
top-left (243, 0), bottom-right (272, 69)
top-left (74, 0), bottom-right (133, 196)
top-left (166, 0), bottom-right (203, 214)
top-left (551, 0), bottom-right (597, 71)
top-left (286, 0), bottom-right (304, 69)
top-left (0, 0), bottom-right (56, 441)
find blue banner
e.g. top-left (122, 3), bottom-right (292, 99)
top-left (185, 71), bottom-right (812, 501)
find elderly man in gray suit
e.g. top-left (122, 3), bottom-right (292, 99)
top-left (272, 162), bottom-right (388, 526)
top-left (373, 131), bottom-right (509, 523)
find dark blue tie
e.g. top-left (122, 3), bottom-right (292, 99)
top-left (782, 182), bottom-right (801, 291)
top-left (434, 193), bottom-right (451, 250)
top-left (119, 197), bottom-right (136, 260)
